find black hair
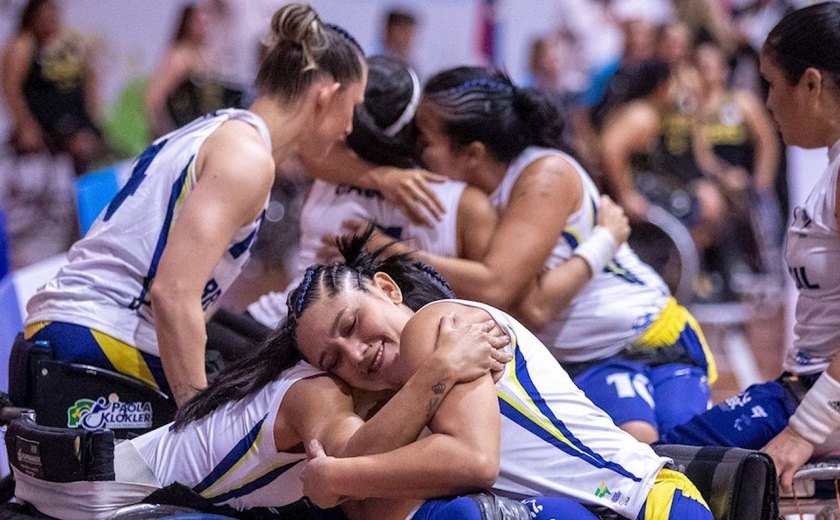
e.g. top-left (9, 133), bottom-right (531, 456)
top-left (590, 59), bottom-right (672, 130)
top-left (172, 4), bottom-right (198, 44)
top-left (256, 3), bottom-right (365, 104)
top-left (764, 2), bottom-right (840, 86)
top-left (18, 0), bottom-right (50, 34)
top-left (346, 55), bottom-right (419, 169)
top-left (173, 225), bottom-right (453, 429)
top-left (386, 9), bottom-right (417, 28)
top-left (422, 66), bottom-right (569, 163)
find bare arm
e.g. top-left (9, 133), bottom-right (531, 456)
top-left (151, 121), bottom-right (273, 406)
top-left (1, 35), bottom-right (45, 152)
top-left (299, 141), bottom-right (447, 225)
top-left (301, 303), bottom-right (500, 503)
top-left (737, 90), bottom-right (780, 193)
top-left (82, 38), bottom-right (101, 123)
top-left (515, 195), bottom-right (629, 329)
top-left (600, 103), bottom-right (660, 220)
top-left (415, 156), bottom-right (582, 310)
top-left (145, 48), bottom-right (188, 137)
top-left (285, 311), bottom-right (508, 460)
top-left (762, 185), bottom-right (840, 493)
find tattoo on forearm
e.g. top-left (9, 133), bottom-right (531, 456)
top-left (426, 382), bottom-right (447, 417)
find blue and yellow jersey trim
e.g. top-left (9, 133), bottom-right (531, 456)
top-left (129, 157), bottom-right (194, 310)
top-left (632, 297), bottom-right (717, 384)
top-left (192, 414), bottom-right (303, 503)
top-left (639, 468), bottom-right (710, 520)
top-left (497, 326), bottom-right (642, 482)
top-left (24, 321), bottom-right (160, 390)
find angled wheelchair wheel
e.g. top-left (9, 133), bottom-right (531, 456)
top-left (628, 205), bottom-right (700, 305)
top-left (108, 504), bottom-right (236, 519)
top-left (779, 455), bottom-right (840, 519)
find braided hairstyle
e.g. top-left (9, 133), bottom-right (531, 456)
top-left (422, 66), bottom-right (569, 163)
top-left (346, 56), bottom-right (421, 169)
top-left (256, 3), bottom-right (365, 104)
top-left (173, 225), bottom-right (453, 429)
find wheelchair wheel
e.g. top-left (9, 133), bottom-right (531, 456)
top-left (628, 205), bottom-right (700, 305)
top-left (108, 504), bottom-right (236, 519)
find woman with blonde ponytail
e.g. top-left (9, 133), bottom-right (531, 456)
top-left (23, 3), bottom-right (367, 409)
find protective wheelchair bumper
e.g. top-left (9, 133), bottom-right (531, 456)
top-left (8, 334), bottom-right (175, 438)
top-left (653, 444), bottom-right (778, 520)
top-left (6, 416), bottom-right (114, 483)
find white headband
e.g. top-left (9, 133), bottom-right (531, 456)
top-left (382, 67), bottom-right (421, 137)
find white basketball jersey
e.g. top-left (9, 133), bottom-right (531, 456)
top-left (129, 361), bottom-right (324, 510)
top-left (785, 139), bottom-right (840, 374)
top-left (490, 147), bottom-right (669, 362)
top-left (422, 299), bottom-right (667, 518)
top-left (247, 179), bottom-right (466, 328)
top-left (26, 109), bottom-right (271, 355)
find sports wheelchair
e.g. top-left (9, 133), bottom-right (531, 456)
top-left (780, 455), bottom-right (840, 519)
top-left (0, 337), bottom-right (780, 519)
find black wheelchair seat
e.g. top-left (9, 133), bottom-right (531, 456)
top-left (8, 334), bottom-right (175, 438)
top-left (653, 444), bottom-right (778, 520)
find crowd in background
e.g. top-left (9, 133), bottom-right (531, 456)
top-left (0, 0), bottom-right (809, 304)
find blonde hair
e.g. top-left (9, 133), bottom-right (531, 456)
top-left (257, 3), bottom-right (364, 102)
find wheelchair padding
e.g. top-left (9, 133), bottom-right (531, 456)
top-left (8, 334), bottom-right (51, 408)
top-left (6, 417), bottom-right (115, 482)
top-left (653, 444), bottom-right (778, 520)
top-left (33, 360), bottom-right (176, 437)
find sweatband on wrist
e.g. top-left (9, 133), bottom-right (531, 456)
top-left (573, 226), bottom-right (620, 276)
top-left (788, 372), bottom-right (840, 446)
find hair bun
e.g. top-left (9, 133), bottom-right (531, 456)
top-left (269, 3), bottom-right (327, 71)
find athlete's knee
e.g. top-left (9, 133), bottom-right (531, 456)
top-left (620, 420), bottom-right (659, 444)
top-left (413, 497), bottom-right (482, 520)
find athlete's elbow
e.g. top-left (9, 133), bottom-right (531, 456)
top-left (466, 452), bottom-right (499, 489)
top-left (479, 285), bottom-right (519, 311)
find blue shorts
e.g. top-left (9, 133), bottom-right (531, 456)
top-left (413, 496), bottom-right (597, 520)
top-left (660, 378), bottom-right (800, 448)
top-left (575, 360), bottom-right (710, 434)
top-left (25, 321), bottom-right (169, 394)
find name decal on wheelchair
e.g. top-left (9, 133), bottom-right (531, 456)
top-left (67, 395), bottom-right (153, 430)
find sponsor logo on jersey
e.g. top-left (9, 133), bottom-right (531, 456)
top-left (67, 395), bottom-right (153, 430)
top-left (595, 481), bottom-right (611, 498)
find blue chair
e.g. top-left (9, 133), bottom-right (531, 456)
top-left (0, 209), bottom-right (9, 280)
top-left (75, 165), bottom-right (123, 235)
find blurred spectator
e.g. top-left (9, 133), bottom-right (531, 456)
top-left (594, 59), bottom-right (741, 301)
top-left (145, 2), bottom-right (245, 137)
top-left (691, 42), bottom-right (784, 286)
top-left (572, 17), bottom-right (657, 174)
top-left (655, 20), bottom-right (702, 120)
top-left (526, 32), bottom-right (587, 106)
top-left (592, 59), bottom-right (676, 219)
top-left (1, 0), bottom-right (108, 175)
top-left (671, 0), bottom-right (737, 54)
top-left (524, 33), bottom-right (578, 159)
top-left (374, 7), bottom-right (420, 76)
top-left (582, 17), bottom-right (657, 110)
